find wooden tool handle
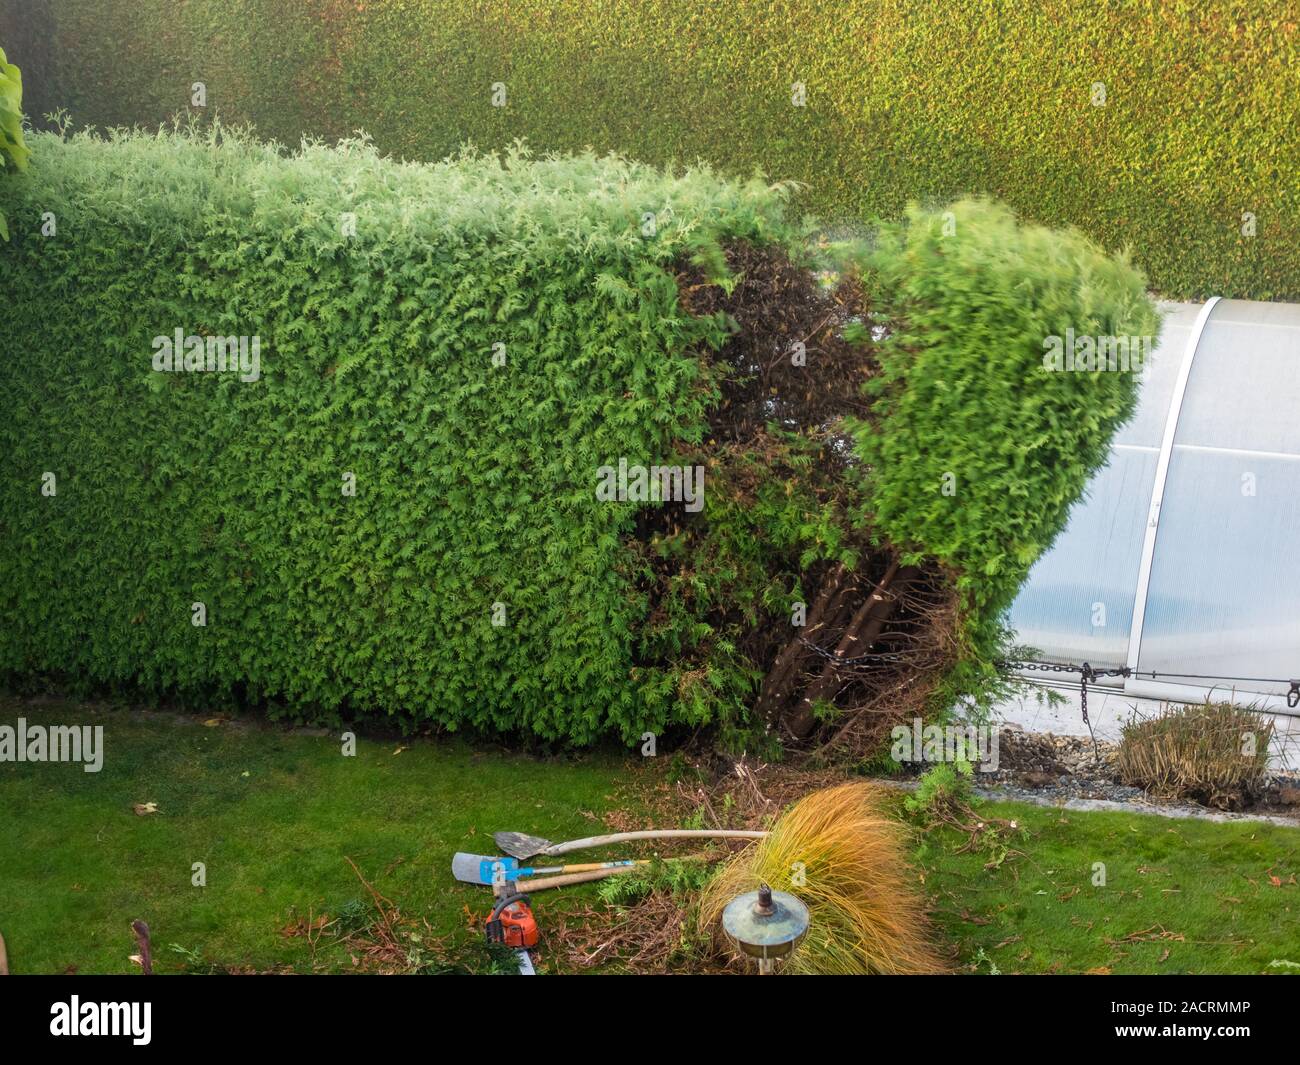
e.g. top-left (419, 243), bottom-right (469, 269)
top-left (513, 865), bottom-right (640, 892)
top-left (560, 860), bottom-right (647, 874)
top-left (547, 829), bottom-right (767, 857)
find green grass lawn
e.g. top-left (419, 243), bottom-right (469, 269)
top-left (0, 697), bottom-right (644, 974)
top-left (2, 696), bottom-right (1298, 974)
top-left (919, 801), bottom-right (1300, 974)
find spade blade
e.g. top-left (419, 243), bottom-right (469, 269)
top-left (493, 831), bottom-right (552, 860)
top-left (451, 852), bottom-right (522, 884)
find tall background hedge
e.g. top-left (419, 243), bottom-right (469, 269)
top-left (2, 0), bottom-right (1295, 301)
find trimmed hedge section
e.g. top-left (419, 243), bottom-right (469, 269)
top-left (0, 129), bottom-right (1156, 747)
top-left (3, 0), bottom-right (1296, 300)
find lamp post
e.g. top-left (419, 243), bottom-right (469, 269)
top-left (721, 882), bottom-right (810, 974)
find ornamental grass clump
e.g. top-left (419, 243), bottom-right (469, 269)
top-left (1117, 701), bottom-right (1274, 810)
top-left (698, 782), bottom-right (944, 974)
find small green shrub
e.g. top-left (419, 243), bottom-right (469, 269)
top-left (906, 756), bottom-right (1025, 868)
top-left (1117, 701), bottom-right (1274, 809)
top-left (0, 42), bottom-right (29, 239)
top-left (905, 759), bottom-right (976, 820)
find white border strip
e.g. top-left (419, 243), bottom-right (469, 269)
top-left (1124, 676), bottom-right (1296, 715)
top-left (1014, 672), bottom-right (1298, 716)
top-left (1124, 296), bottom-right (1221, 678)
top-left (1171, 442), bottom-right (1300, 462)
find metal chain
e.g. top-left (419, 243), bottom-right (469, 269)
top-left (800, 645), bottom-right (1300, 709)
top-left (1079, 662), bottom-right (1099, 764)
top-left (1003, 658), bottom-right (1298, 692)
top-left (998, 658), bottom-right (1300, 746)
top-left (797, 646), bottom-right (1300, 701)
top-left (793, 644), bottom-right (1300, 713)
top-left (796, 635), bottom-right (914, 668)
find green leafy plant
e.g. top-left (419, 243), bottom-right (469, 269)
top-left (415, 940), bottom-right (523, 976)
top-left (0, 43), bottom-right (30, 241)
top-left (166, 942), bottom-right (222, 974)
top-left (906, 756), bottom-right (1025, 869)
top-left (331, 897), bottom-right (372, 936)
top-left (595, 857), bottom-right (714, 907)
top-left (167, 942), bottom-right (204, 966)
top-left (905, 759), bottom-right (976, 820)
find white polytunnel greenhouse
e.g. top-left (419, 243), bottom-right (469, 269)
top-left (1003, 298), bottom-right (1300, 731)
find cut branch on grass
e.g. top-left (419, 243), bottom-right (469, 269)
top-left (339, 855), bottom-right (420, 973)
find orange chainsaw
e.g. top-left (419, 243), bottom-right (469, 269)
top-left (485, 891), bottom-right (538, 951)
top-left (485, 891), bottom-right (539, 975)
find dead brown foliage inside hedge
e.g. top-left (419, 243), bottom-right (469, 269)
top-left (648, 242), bottom-right (960, 755)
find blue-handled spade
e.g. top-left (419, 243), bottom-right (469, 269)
top-left (451, 852), bottom-right (645, 886)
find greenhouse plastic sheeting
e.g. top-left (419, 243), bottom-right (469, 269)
top-left (1009, 448), bottom-right (1157, 670)
top-left (1007, 299), bottom-right (1300, 702)
top-left (1007, 302), bottom-right (1196, 670)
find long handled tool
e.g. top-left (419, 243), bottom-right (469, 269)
top-left (452, 852), bottom-right (646, 886)
top-left (510, 864), bottom-right (642, 892)
top-left (493, 829), bottom-right (767, 861)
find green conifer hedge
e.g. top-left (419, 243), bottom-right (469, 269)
top-left (0, 128), bottom-right (1157, 747)
top-left (5, 0), bottom-right (1294, 299)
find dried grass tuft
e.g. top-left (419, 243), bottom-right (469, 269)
top-left (1117, 701), bottom-right (1274, 810)
top-left (698, 781), bottom-right (944, 974)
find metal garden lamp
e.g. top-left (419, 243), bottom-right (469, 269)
top-left (721, 882), bottom-right (810, 974)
